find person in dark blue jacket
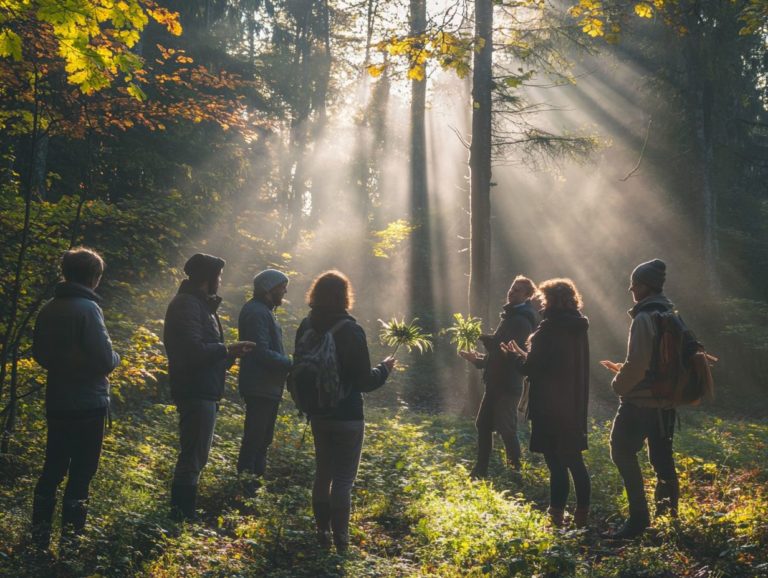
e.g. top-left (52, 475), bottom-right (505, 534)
top-left (31, 247), bottom-right (120, 550)
top-left (163, 253), bottom-right (255, 520)
top-left (236, 269), bottom-right (292, 480)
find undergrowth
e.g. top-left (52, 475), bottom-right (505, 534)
top-left (0, 397), bottom-right (766, 577)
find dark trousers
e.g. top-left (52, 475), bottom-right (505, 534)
top-left (172, 399), bottom-right (218, 487)
top-left (475, 389), bottom-right (522, 472)
top-left (610, 402), bottom-right (678, 518)
top-left (237, 395), bottom-right (280, 475)
top-left (34, 415), bottom-right (105, 502)
top-left (543, 451), bottom-right (591, 510)
top-left (311, 419), bottom-right (364, 549)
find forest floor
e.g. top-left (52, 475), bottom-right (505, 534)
top-left (1, 394), bottom-right (767, 578)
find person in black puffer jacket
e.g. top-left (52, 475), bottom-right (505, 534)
top-left (460, 275), bottom-right (539, 478)
top-left (31, 247), bottom-right (120, 550)
top-left (295, 270), bottom-right (395, 554)
top-left (507, 278), bottom-right (591, 530)
top-left (163, 253), bottom-right (256, 520)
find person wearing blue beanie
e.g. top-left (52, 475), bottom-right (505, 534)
top-left (236, 269), bottom-right (291, 486)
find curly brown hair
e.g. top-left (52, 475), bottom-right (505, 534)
top-left (306, 270), bottom-right (355, 311)
top-left (538, 278), bottom-right (583, 311)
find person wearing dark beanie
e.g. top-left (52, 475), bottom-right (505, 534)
top-left (600, 258), bottom-right (679, 539)
top-left (630, 259), bottom-right (666, 292)
top-left (163, 253), bottom-right (256, 520)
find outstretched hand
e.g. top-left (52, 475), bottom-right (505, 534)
top-left (500, 340), bottom-right (527, 359)
top-left (600, 360), bottom-right (623, 374)
top-left (459, 350), bottom-right (481, 363)
top-left (382, 356), bottom-right (397, 372)
top-left (228, 341), bottom-right (257, 357)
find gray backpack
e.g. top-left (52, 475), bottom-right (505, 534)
top-left (287, 320), bottom-right (351, 418)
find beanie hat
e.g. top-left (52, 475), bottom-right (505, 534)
top-left (631, 259), bottom-right (666, 291)
top-left (253, 269), bottom-right (289, 294)
top-left (184, 253), bottom-right (226, 282)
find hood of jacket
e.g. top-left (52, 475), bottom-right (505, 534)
top-left (629, 293), bottom-right (674, 319)
top-left (178, 279), bottom-right (222, 314)
top-left (54, 281), bottom-right (100, 302)
top-left (501, 300), bottom-right (538, 327)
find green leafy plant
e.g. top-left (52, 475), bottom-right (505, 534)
top-left (378, 317), bottom-right (433, 356)
top-left (442, 313), bottom-right (483, 353)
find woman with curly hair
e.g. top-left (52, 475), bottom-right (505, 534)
top-left (505, 278), bottom-right (591, 529)
top-left (295, 270), bottom-right (395, 553)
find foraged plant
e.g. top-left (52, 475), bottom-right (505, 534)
top-left (378, 317), bottom-right (433, 356)
top-left (443, 313), bottom-right (483, 354)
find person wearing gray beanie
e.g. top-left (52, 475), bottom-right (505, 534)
top-left (600, 259), bottom-right (679, 539)
top-left (252, 269), bottom-right (289, 296)
top-left (236, 269), bottom-right (291, 485)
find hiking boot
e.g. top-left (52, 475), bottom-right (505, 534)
top-left (654, 479), bottom-right (679, 518)
top-left (61, 499), bottom-right (88, 535)
top-left (60, 499), bottom-right (88, 554)
top-left (313, 501), bottom-right (332, 549)
top-left (469, 466), bottom-right (488, 480)
top-left (330, 506), bottom-right (351, 554)
top-left (547, 506), bottom-right (565, 528)
top-left (604, 515), bottom-right (650, 540)
top-left (574, 506), bottom-right (590, 529)
top-left (170, 484), bottom-right (198, 521)
top-left (31, 494), bottom-right (56, 551)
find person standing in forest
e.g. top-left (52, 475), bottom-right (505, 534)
top-left (163, 253), bottom-right (256, 520)
top-left (506, 278), bottom-right (591, 529)
top-left (31, 247), bottom-right (120, 550)
top-left (236, 269), bottom-right (291, 484)
top-left (459, 275), bottom-right (539, 478)
top-left (601, 259), bottom-right (678, 539)
top-left (295, 270), bottom-right (395, 554)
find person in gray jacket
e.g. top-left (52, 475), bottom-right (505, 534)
top-left (236, 269), bottom-right (292, 480)
top-left (31, 247), bottom-right (120, 550)
top-left (164, 253), bottom-right (255, 520)
top-left (601, 259), bottom-right (678, 539)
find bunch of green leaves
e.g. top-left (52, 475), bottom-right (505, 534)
top-left (442, 313), bottom-right (483, 354)
top-left (378, 317), bottom-right (433, 356)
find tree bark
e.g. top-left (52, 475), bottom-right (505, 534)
top-left (467, 0), bottom-right (493, 414)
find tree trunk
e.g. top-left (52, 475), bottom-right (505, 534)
top-left (467, 0), bottom-right (493, 414)
top-left (409, 0), bottom-right (432, 325)
top-left (683, 6), bottom-right (719, 295)
top-left (403, 0), bottom-right (438, 410)
top-left (30, 133), bottom-right (48, 200)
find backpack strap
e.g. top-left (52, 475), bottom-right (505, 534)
top-left (327, 319), bottom-right (352, 336)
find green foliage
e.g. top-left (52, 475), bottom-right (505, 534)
top-left (2, 393), bottom-right (767, 577)
top-left (371, 219), bottom-right (416, 259)
top-left (371, 31), bottom-right (475, 81)
top-left (378, 317), bottom-right (433, 356)
top-left (722, 298), bottom-right (768, 349)
top-left (442, 313), bottom-right (483, 354)
top-left (0, 0), bottom-right (181, 95)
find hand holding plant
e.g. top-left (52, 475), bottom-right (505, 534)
top-left (444, 313), bottom-right (483, 354)
top-left (378, 317), bottom-right (433, 356)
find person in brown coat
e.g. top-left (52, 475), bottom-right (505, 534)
top-left (506, 278), bottom-right (591, 528)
